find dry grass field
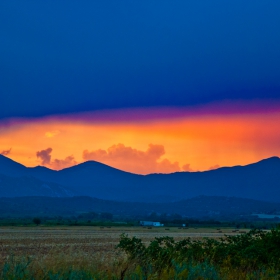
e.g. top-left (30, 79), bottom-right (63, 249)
top-left (0, 226), bottom-right (247, 262)
top-left (1, 226), bottom-right (277, 279)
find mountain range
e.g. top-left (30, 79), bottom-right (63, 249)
top-left (0, 155), bottom-right (280, 202)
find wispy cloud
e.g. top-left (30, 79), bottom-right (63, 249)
top-left (51, 155), bottom-right (76, 170)
top-left (45, 130), bottom-right (60, 138)
top-left (0, 148), bottom-right (12, 156)
top-left (182, 164), bottom-right (194, 172)
top-left (208, 164), bottom-right (220, 171)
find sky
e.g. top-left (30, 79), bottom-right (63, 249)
top-left (0, 1), bottom-right (280, 174)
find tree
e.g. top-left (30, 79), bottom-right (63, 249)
top-left (79, 212), bottom-right (98, 220)
top-left (100, 212), bottom-right (113, 220)
top-left (148, 212), bottom-right (159, 220)
top-left (33, 217), bottom-right (41, 226)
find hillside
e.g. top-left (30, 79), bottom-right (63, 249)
top-left (0, 155), bottom-right (280, 202)
top-left (0, 196), bottom-right (280, 219)
top-left (0, 173), bottom-right (77, 197)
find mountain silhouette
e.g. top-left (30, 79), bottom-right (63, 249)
top-left (0, 155), bottom-right (280, 202)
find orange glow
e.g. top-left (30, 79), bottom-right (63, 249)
top-left (1, 105), bottom-right (280, 174)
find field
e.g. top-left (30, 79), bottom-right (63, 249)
top-left (0, 226), bottom-right (278, 279)
top-left (0, 226), bottom-right (240, 259)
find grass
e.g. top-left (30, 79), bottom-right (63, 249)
top-left (0, 226), bottom-right (277, 279)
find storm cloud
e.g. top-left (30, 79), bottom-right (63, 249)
top-left (1, 1), bottom-right (280, 119)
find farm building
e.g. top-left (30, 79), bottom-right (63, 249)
top-left (139, 221), bottom-right (164, 227)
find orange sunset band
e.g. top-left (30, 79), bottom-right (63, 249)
top-left (1, 101), bottom-right (280, 174)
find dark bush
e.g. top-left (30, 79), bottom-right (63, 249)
top-left (117, 228), bottom-right (280, 274)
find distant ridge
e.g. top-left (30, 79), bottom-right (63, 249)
top-left (1, 195), bottom-right (280, 218)
top-left (0, 155), bottom-right (280, 202)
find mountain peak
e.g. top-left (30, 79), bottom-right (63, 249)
top-left (261, 156), bottom-right (280, 161)
top-left (0, 155), bottom-right (27, 177)
top-left (252, 156), bottom-right (280, 166)
top-left (61, 160), bottom-right (135, 175)
top-left (0, 154), bottom-right (25, 167)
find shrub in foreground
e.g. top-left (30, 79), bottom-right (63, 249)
top-left (117, 228), bottom-right (280, 276)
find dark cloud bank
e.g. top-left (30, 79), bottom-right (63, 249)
top-left (1, 1), bottom-right (280, 119)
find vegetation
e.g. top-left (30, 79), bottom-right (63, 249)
top-left (117, 228), bottom-right (280, 278)
top-left (1, 226), bottom-right (280, 279)
top-left (2, 196), bottom-right (280, 223)
top-left (32, 217), bottom-right (41, 226)
top-left (0, 214), bottom-right (278, 230)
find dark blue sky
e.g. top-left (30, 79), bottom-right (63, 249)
top-left (1, 0), bottom-right (280, 119)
